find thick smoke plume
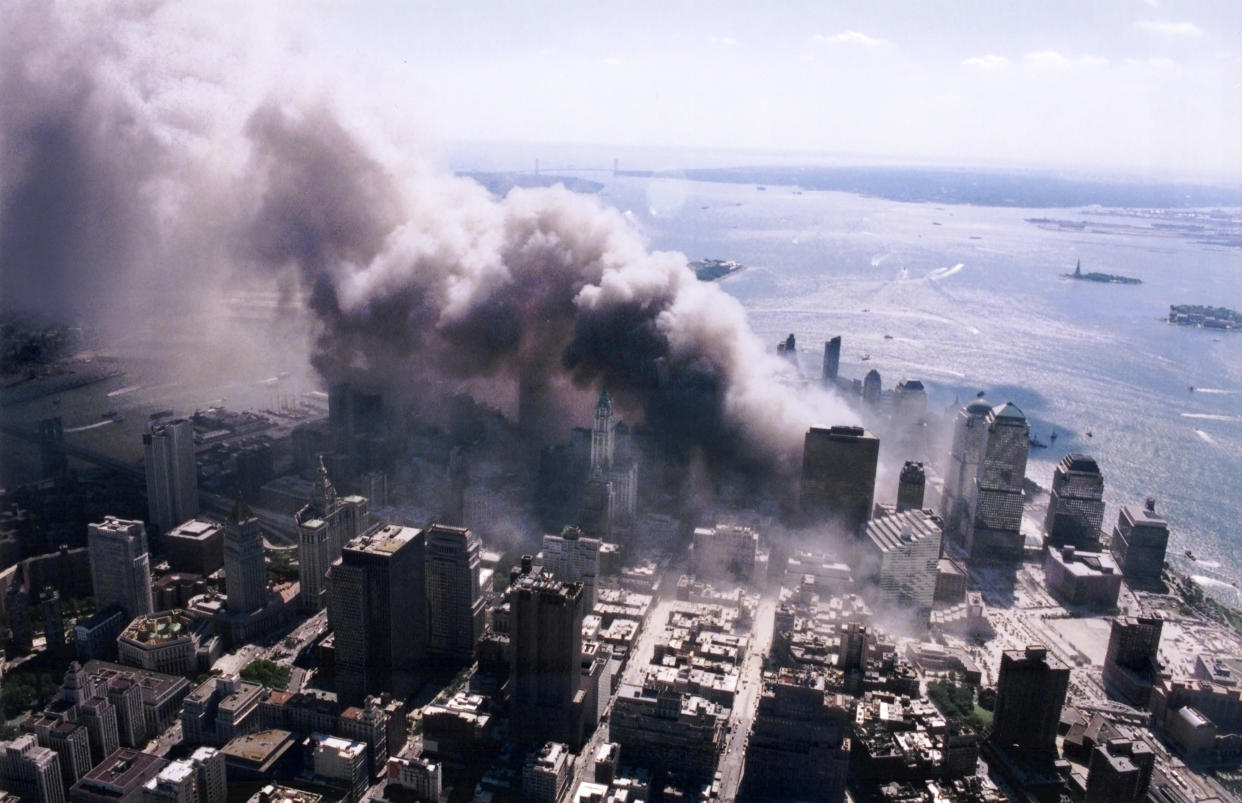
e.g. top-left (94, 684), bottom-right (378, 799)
top-left (1, 2), bottom-right (851, 479)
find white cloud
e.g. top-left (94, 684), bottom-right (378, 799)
top-left (1142, 0), bottom-right (1159, 7)
top-left (602, 56), bottom-right (621, 66)
top-left (1135, 20), bottom-right (1203, 36)
top-left (709, 35), bottom-right (739, 47)
top-left (1023, 50), bottom-right (1071, 69)
top-left (961, 54), bottom-right (1009, 70)
top-left (813, 30), bottom-right (889, 47)
top-left (1022, 51), bottom-right (1109, 69)
top-left (1147, 56), bottom-right (1175, 68)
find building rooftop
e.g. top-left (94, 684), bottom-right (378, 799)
top-left (75, 749), bottom-right (167, 796)
top-left (220, 730), bottom-right (294, 764)
top-left (120, 610), bottom-right (197, 644)
top-left (344, 523), bottom-right (420, 555)
top-left (1058, 453), bottom-right (1100, 474)
top-left (866, 509), bottom-right (943, 553)
top-left (991, 401), bottom-right (1026, 421)
top-left (165, 519), bottom-right (222, 541)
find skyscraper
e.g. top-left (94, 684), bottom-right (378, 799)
top-left (800, 425), bottom-right (879, 535)
top-left (143, 419), bottom-right (198, 535)
top-left (590, 389), bottom-right (615, 474)
top-left (87, 517), bottom-right (153, 620)
top-left (296, 458), bottom-right (368, 612)
top-left (1102, 616), bottom-right (1163, 708)
top-left (896, 461), bottom-right (926, 513)
top-left (326, 524), bottom-right (426, 705)
top-left (939, 398), bottom-right (993, 546)
top-left (424, 524), bottom-right (484, 667)
top-left (41, 587), bottom-right (64, 658)
top-left (0, 734), bottom-right (65, 803)
top-left (585, 388), bottom-right (637, 523)
top-left (509, 574), bottom-right (586, 749)
top-left (862, 369), bottom-right (882, 406)
top-left (541, 527), bottom-right (601, 608)
top-left (222, 499), bottom-right (266, 616)
top-left (1043, 454), bottom-right (1105, 550)
top-left (966, 402), bottom-right (1029, 562)
top-left (822, 337), bottom-right (841, 385)
top-left (991, 645), bottom-right (1069, 762)
top-left (1109, 498), bottom-right (1169, 587)
top-left (863, 509), bottom-right (943, 623)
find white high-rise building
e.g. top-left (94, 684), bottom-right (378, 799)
top-left (863, 509), bottom-right (943, 623)
top-left (296, 459), bottom-right (368, 612)
top-left (541, 527), bottom-right (601, 608)
top-left (143, 419), bottom-right (198, 535)
top-left (88, 517), bottom-right (153, 620)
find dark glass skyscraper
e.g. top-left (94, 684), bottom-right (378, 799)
top-left (1043, 454), bottom-right (1105, 550)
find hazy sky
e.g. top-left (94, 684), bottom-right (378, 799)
top-left (309, 0), bottom-right (1242, 181)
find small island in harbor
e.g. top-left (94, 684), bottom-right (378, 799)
top-left (691, 258), bottom-right (745, 281)
top-left (1062, 259), bottom-right (1142, 285)
top-left (1168, 304), bottom-right (1242, 330)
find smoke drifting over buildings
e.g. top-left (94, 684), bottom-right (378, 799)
top-left (1, 2), bottom-right (852, 480)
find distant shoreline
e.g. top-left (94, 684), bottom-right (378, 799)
top-left (619, 165), bottom-right (1242, 209)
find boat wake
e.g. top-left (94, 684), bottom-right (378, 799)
top-left (1191, 388), bottom-right (1242, 395)
top-left (1180, 413), bottom-right (1241, 422)
top-left (64, 420), bottom-right (118, 433)
top-left (1194, 429), bottom-right (1218, 445)
top-left (927, 263), bottom-right (965, 281)
top-left (106, 384), bottom-right (142, 397)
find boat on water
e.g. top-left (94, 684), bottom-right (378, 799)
top-left (1029, 435), bottom-right (1049, 449)
top-left (1186, 549), bottom-right (1196, 561)
top-left (861, 353), bottom-right (872, 361)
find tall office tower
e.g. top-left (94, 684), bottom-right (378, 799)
top-left (800, 425), bottom-right (879, 535)
top-left (690, 523), bottom-right (759, 583)
top-left (965, 403), bottom-right (1030, 563)
top-left (576, 477), bottom-right (614, 540)
top-left (188, 747), bottom-right (226, 803)
top-left (143, 419), bottom-right (198, 535)
top-left (862, 369), bottom-right (882, 406)
top-left (541, 527), bottom-right (601, 609)
top-left (1085, 739), bottom-right (1154, 803)
top-left (1102, 616), bottom-right (1163, 708)
top-left (741, 674), bottom-right (851, 803)
top-left (424, 524), bottom-right (484, 667)
top-left (590, 389), bottom-right (615, 473)
top-left (7, 585), bottom-right (32, 654)
top-left (222, 499), bottom-right (266, 616)
top-left (838, 623), bottom-right (869, 672)
top-left (822, 337), bottom-right (841, 384)
top-left (509, 575), bottom-right (586, 749)
top-left (863, 509), bottom-right (943, 624)
top-left (296, 458), bottom-right (368, 612)
top-left (87, 517), bottom-right (153, 620)
top-left (939, 398), bottom-right (993, 546)
top-left (585, 388), bottom-right (638, 523)
top-left (1109, 498), bottom-right (1169, 587)
top-left (896, 461), bottom-right (926, 513)
top-left (991, 645), bottom-right (1069, 762)
top-left (0, 734), bottom-right (65, 803)
top-left (1043, 454), bottom-right (1106, 550)
top-left (327, 524), bottom-right (426, 706)
top-left (893, 378), bottom-right (928, 422)
top-left (40, 587), bottom-right (64, 657)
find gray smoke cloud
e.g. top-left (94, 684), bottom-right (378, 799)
top-left (1, 1), bottom-right (853, 479)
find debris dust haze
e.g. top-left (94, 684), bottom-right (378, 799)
top-left (0, 1), bottom-right (855, 482)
